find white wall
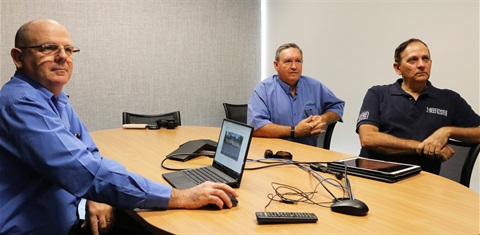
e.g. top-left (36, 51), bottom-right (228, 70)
top-left (265, 0), bottom-right (479, 192)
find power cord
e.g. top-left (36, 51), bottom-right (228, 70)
top-left (245, 158), bottom-right (333, 170)
top-left (260, 160), bottom-right (350, 212)
top-left (160, 153), bottom-right (212, 171)
top-left (263, 180), bottom-right (344, 212)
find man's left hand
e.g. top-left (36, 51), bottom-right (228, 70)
top-left (308, 115), bottom-right (327, 136)
top-left (81, 200), bottom-right (115, 235)
top-left (417, 128), bottom-right (450, 156)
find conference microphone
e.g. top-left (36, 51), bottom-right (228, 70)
top-left (330, 166), bottom-right (369, 216)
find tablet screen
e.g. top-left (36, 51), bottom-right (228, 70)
top-left (327, 157), bottom-right (421, 182)
top-left (341, 158), bottom-right (415, 173)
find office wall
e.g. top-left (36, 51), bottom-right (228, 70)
top-left (0, 0), bottom-right (260, 130)
top-left (265, 0), bottom-right (479, 192)
top-left (1, 1), bottom-right (478, 191)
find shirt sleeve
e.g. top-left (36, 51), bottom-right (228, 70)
top-left (247, 83), bottom-right (273, 130)
top-left (356, 87), bottom-right (381, 133)
top-left (5, 95), bottom-right (171, 210)
top-left (451, 91), bottom-right (480, 127)
top-left (318, 82), bottom-right (345, 120)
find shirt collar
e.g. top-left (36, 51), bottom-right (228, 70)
top-left (390, 78), bottom-right (437, 98)
top-left (14, 71), bottom-right (69, 107)
top-left (275, 74), bottom-right (300, 95)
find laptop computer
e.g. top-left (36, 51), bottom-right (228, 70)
top-left (326, 157), bottom-right (421, 183)
top-left (162, 119), bottom-right (254, 189)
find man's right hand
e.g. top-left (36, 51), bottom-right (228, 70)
top-left (416, 142), bottom-right (455, 161)
top-left (296, 116), bottom-right (326, 137)
top-left (167, 181), bottom-right (238, 209)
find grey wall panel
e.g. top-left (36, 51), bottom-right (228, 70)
top-left (1, 0), bottom-right (260, 130)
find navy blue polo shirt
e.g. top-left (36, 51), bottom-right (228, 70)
top-left (356, 79), bottom-right (480, 174)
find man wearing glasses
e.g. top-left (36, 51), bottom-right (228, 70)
top-left (0, 19), bottom-right (238, 235)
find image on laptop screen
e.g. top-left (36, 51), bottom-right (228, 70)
top-left (213, 119), bottom-right (252, 174)
top-left (220, 130), bottom-right (243, 161)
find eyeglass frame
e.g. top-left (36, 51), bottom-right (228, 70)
top-left (17, 43), bottom-right (80, 56)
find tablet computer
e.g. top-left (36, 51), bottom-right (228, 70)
top-left (327, 157), bottom-right (421, 183)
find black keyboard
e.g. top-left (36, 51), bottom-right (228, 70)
top-left (256, 212), bottom-right (318, 224)
top-left (183, 167), bottom-right (229, 184)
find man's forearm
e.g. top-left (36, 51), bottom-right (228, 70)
top-left (319, 111), bottom-right (341, 125)
top-left (360, 128), bottom-right (421, 155)
top-left (253, 123), bottom-right (290, 138)
top-left (446, 126), bottom-right (480, 143)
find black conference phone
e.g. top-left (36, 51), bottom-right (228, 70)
top-left (166, 139), bottom-right (217, 161)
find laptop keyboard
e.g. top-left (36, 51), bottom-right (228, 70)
top-left (183, 167), bottom-right (230, 184)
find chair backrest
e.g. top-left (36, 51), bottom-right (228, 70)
top-left (223, 103), bottom-right (248, 124)
top-left (439, 139), bottom-right (480, 187)
top-left (122, 111), bottom-right (181, 126)
top-left (316, 122), bottom-right (337, 150)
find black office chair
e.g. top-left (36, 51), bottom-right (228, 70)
top-left (316, 122), bottom-right (337, 150)
top-left (439, 139), bottom-right (480, 187)
top-left (122, 111), bottom-right (181, 126)
top-left (223, 103), bottom-right (248, 124)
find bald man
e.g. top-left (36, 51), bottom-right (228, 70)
top-left (0, 19), bottom-right (238, 234)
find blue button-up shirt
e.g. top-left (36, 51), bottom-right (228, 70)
top-left (248, 74), bottom-right (345, 146)
top-left (0, 72), bottom-right (172, 234)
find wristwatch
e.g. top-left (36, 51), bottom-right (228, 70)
top-left (290, 126), bottom-right (295, 139)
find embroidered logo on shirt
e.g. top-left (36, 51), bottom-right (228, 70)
top-left (426, 107), bottom-right (448, 117)
top-left (357, 110), bottom-right (369, 123)
top-left (304, 101), bottom-right (316, 116)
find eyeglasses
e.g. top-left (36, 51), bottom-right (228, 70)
top-left (18, 43), bottom-right (80, 56)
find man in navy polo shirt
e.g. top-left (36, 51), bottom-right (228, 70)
top-left (356, 38), bottom-right (480, 174)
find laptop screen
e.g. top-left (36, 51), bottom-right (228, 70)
top-left (213, 119), bottom-right (253, 174)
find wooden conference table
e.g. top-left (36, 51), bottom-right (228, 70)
top-left (91, 126), bottom-right (480, 234)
